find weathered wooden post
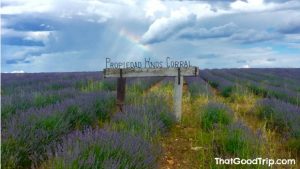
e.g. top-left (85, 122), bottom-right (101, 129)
top-left (104, 67), bottom-right (199, 121)
top-left (116, 69), bottom-right (126, 112)
top-left (174, 68), bottom-right (183, 121)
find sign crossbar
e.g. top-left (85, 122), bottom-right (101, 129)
top-left (104, 67), bottom-right (198, 78)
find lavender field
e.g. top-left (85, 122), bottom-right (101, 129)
top-left (1, 68), bottom-right (300, 169)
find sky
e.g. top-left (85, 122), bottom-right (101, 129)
top-left (1, 0), bottom-right (300, 73)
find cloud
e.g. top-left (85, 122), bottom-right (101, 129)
top-left (11, 70), bottom-right (25, 73)
top-left (2, 28), bottom-right (51, 47)
top-left (230, 0), bottom-right (300, 12)
top-left (2, 14), bottom-right (57, 31)
top-left (230, 29), bottom-right (282, 43)
top-left (197, 53), bottom-right (220, 59)
top-left (279, 18), bottom-right (300, 34)
top-left (230, 0), bottom-right (275, 12)
top-left (237, 60), bottom-right (247, 63)
top-left (6, 59), bottom-right (30, 64)
top-left (143, 0), bottom-right (167, 19)
top-left (179, 22), bottom-right (238, 40)
top-left (201, 0), bottom-right (247, 8)
top-left (2, 37), bottom-right (45, 46)
top-left (1, 0), bottom-right (300, 72)
top-left (267, 58), bottom-right (276, 62)
top-left (264, 0), bottom-right (293, 3)
top-left (178, 22), bottom-right (281, 43)
top-left (141, 7), bottom-right (196, 44)
top-left (1, 0), bottom-right (53, 15)
top-left (242, 64), bottom-right (250, 68)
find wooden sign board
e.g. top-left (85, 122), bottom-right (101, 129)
top-left (103, 67), bottom-right (199, 122)
top-left (104, 67), bottom-right (198, 78)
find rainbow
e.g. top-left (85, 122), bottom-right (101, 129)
top-left (118, 28), bottom-right (150, 52)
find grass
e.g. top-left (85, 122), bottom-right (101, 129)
top-left (192, 84), bottom-right (269, 169)
top-left (113, 79), bottom-right (175, 141)
top-left (200, 102), bottom-right (233, 131)
top-left (34, 93), bottom-right (62, 108)
top-left (221, 86), bottom-right (300, 168)
top-left (79, 80), bottom-right (116, 92)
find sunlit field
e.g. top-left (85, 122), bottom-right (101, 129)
top-left (1, 68), bottom-right (299, 169)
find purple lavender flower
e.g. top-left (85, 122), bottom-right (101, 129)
top-left (255, 98), bottom-right (300, 139)
top-left (47, 128), bottom-right (161, 169)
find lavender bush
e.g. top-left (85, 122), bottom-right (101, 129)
top-left (110, 94), bottom-right (175, 141)
top-left (201, 69), bottom-right (300, 105)
top-left (254, 98), bottom-right (300, 139)
top-left (185, 76), bottom-right (213, 98)
top-left (200, 70), bottom-right (235, 97)
top-left (1, 72), bottom-right (103, 95)
top-left (200, 102), bottom-right (234, 131)
top-left (215, 121), bottom-right (262, 158)
top-left (125, 77), bottom-right (163, 104)
top-left (2, 91), bottom-right (115, 169)
top-left (46, 128), bottom-right (160, 169)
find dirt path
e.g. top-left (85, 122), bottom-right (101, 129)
top-left (159, 82), bottom-right (201, 169)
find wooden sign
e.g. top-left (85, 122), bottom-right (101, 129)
top-left (104, 67), bottom-right (199, 122)
top-left (104, 67), bottom-right (198, 78)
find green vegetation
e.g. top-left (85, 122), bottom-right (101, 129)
top-left (200, 103), bottom-right (233, 131)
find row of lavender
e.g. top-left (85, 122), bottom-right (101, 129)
top-left (2, 72), bottom-right (116, 168)
top-left (1, 72), bottom-right (116, 120)
top-left (201, 102), bottom-right (262, 158)
top-left (44, 77), bottom-right (174, 168)
top-left (2, 91), bottom-right (116, 168)
top-left (185, 77), bottom-right (263, 168)
top-left (200, 68), bottom-right (300, 105)
top-left (47, 96), bottom-right (174, 168)
top-left (2, 72), bottom-right (103, 95)
top-left (1, 72), bottom-right (173, 168)
top-left (199, 68), bottom-right (300, 155)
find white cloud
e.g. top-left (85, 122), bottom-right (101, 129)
top-left (139, 0), bottom-right (298, 45)
top-left (230, 0), bottom-right (300, 12)
top-left (2, 28), bottom-right (52, 44)
top-left (11, 70), bottom-right (25, 73)
top-left (141, 7), bottom-right (196, 44)
top-left (242, 64), bottom-right (250, 68)
top-left (2, 0), bottom-right (300, 72)
top-left (230, 0), bottom-right (275, 12)
top-left (143, 0), bottom-right (167, 19)
top-left (140, 2), bottom-right (230, 44)
top-left (1, 0), bottom-right (54, 14)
